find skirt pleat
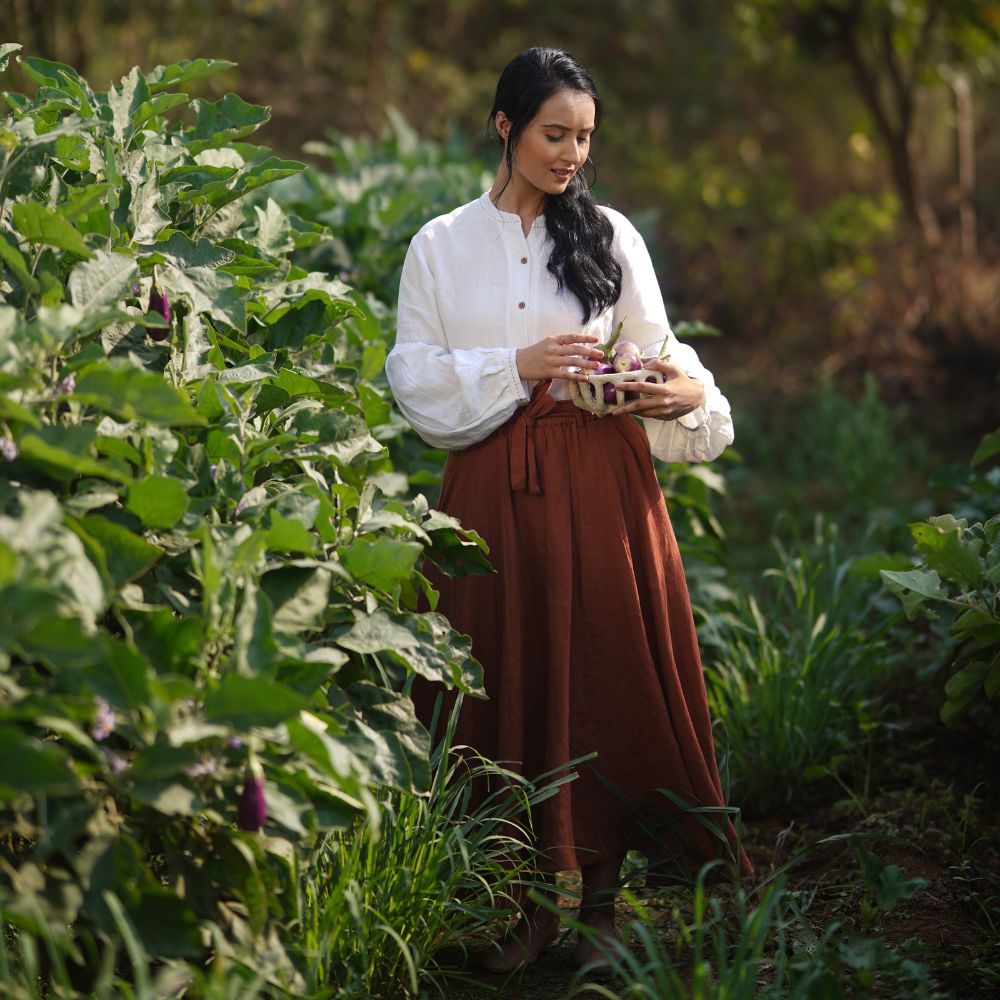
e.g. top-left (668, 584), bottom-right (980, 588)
top-left (412, 382), bottom-right (754, 881)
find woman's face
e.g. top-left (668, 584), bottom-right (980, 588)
top-left (497, 88), bottom-right (596, 200)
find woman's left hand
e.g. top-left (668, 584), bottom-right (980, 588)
top-left (611, 360), bottom-right (705, 421)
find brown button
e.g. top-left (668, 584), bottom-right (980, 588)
top-left (520, 256), bottom-right (528, 264)
top-left (518, 301), bottom-right (526, 309)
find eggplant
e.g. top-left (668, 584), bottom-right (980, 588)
top-left (147, 288), bottom-right (171, 341)
top-left (237, 757), bottom-right (267, 831)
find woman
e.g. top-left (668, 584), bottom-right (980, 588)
top-left (385, 46), bottom-right (753, 972)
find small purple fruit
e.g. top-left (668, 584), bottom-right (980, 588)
top-left (595, 362), bottom-right (615, 376)
top-left (147, 288), bottom-right (171, 342)
top-left (614, 339), bottom-right (640, 358)
top-left (237, 760), bottom-right (266, 831)
top-left (613, 351), bottom-right (642, 373)
top-left (603, 381), bottom-right (617, 404)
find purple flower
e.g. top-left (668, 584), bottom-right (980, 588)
top-left (105, 750), bottom-right (129, 776)
top-left (185, 758), bottom-right (217, 779)
top-left (234, 493), bottom-right (251, 517)
top-left (0, 438), bottom-right (17, 462)
top-left (90, 697), bottom-right (116, 742)
top-left (227, 736), bottom-right (244, 749)
top-left (131, 282), bottom-right (142, 296)
top-left (50, 373), bottom-right (76, 397)
top-left (209, 464), bottom-right (219, 482)
top-left (237, 771), bottom-right (267, 831)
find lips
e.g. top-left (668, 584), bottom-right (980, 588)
top-left (552, 169), bottom-right (573, 182)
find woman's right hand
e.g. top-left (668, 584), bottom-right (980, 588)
top-left (515, 334), bottom-right (604, 382)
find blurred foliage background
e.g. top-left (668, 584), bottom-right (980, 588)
top-left (3, 0), bottom-right (999, 452)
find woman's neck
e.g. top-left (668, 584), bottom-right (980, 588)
top-left (490, 171), bottom-right (545, 238)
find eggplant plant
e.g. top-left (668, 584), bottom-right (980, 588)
top-left (0, 43), bottom-right (491, 988)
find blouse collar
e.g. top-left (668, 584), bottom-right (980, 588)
top-left (478, 191), bottom-right (547, 232)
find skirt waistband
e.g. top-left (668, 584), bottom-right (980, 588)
top-left (494, 379), bottom-right (632, 494)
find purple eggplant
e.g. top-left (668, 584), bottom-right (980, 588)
top-left (146, 288), bottom-right (171, 341)
top-left (237, 759), bottom-right (267, 831)
top-left (613, 352), bottom-right (641, 373)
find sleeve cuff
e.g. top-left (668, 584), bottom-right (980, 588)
top-left (677, 404), bottom-right (708, 430)
top-left (506, 347), bottom-right (530, 404)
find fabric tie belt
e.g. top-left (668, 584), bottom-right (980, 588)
top-left (509, 378), bottom-right (563, 494)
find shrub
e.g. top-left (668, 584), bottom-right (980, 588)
top-left (882, 427), bottom-right (1000, 726)
top-left (0, 44), bottom-right (488, 990)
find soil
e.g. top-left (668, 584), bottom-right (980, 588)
top-left (430, 679), bottom-right (1000, 999)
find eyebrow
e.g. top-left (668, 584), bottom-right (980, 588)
top-left (541, 123), bottom-right (595, 132)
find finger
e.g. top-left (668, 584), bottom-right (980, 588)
top-left (642, 359), bottom-right (684, 376)
top-left (562, 349), bottom-right (602, 367)
top-left (615, 380), bottom-right (661, 394)
top-left (554, 368), bottom-right (592, 382)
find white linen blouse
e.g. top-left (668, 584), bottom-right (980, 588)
top-left (385, 192), bottom-right (734, 463)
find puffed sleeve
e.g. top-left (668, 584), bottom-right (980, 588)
top-left (385, 235), bottom-right (529, 450)
top-left (608, 214), bottom-right (734, 463)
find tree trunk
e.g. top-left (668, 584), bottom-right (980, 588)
top-left (953, 71), bottom-right (977, 262)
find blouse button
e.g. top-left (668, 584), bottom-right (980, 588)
top-left (520, 256), bottom-right (528, 264)
top-left (518, 301), bottom-right (526, 310)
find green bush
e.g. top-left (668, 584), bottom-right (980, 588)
top-left (882, 427), bottom-right (1000, 726)
top-left (0, 44), bottom-right (490, 990)
top-left (272, 108), bottom-right (493, 306)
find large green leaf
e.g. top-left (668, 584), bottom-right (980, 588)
top-left (0, 730), bottom-right (77, 799)
top-left (951, 606), bottom-right (1000, 646)
top-left (18, 57), bottom-right (96, 115)
top-left (146, 58), bottom-right (237, 93)
top-left (191, 93), bottom-right (270, 143)
top-left (0, 232), bottom-right (40, 294)
top-left (0, 43), bottom-right (21, 73)
top-left (16, 431), bottom-right (131, 484)
top-left (108, 65), bottom-right (151, 144)
top-left (74, 361), bottom-right (204, 426)
top-left (127, 476), bottom-right (190, 529)
top-left (204, 675), bottom-right (308, 728)
top-left (157, 265), bottom-right (247, 331)
top-left (336, 609), bottom-right (421, 654)
top-left (341, 682), bottom-right (431, 793)
top-left (972, 428), bottom-right (1000, 468)
top-left (342, 536), bottom-right (422, 595)
top-left (880, 567), bottom-right (949, 620)
top-left (12, 202), bottom-right (93, 257)
top-left (260, 566), bottom-right (332, 633)
top-left (129, 164), bottom-right (169, 243)
top-left (196, 156), bottom-right (306, 211)
top-left (911, 515), bottom-right (983, 590)
top-left (68, 249), bottom-right (137, 312)
top-left (77, 514), bottom-right (162, 589)
top-left (139, 231), bottom-right (235, 270)
top-left (130, 91), bottom-right (189, 133)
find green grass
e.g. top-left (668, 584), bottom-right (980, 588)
top-left (288, 695), bottom-right (580, 998)
top-left (696, 521), bottom-right (897, 813)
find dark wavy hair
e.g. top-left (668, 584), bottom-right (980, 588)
top-left (488, 47), bottom-right (622, 323)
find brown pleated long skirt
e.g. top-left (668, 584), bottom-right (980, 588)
top-left (413, 380), bottom-right (753, 882)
